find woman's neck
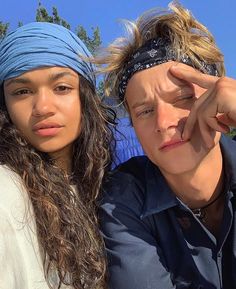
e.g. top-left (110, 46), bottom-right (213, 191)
top-left (49, 146), bottom-right (72, 175)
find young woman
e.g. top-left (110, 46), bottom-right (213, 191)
top-left (0, 22), bottom-right (114, 289)
top-left (95, 3), bottom-right (236, 289)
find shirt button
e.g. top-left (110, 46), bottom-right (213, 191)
top-left (217, 252), bottom-right (222, 258)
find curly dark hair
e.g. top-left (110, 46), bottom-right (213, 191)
top-left (0, 76), bottom-right (115, 289)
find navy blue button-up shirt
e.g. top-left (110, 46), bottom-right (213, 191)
top-left (100, 136), bottom-right (236, 289)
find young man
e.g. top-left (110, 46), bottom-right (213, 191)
top-left (96, 3), bottom-right (236, 289)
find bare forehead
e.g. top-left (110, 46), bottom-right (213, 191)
top-left (125, 62), bottom-right (191, 98)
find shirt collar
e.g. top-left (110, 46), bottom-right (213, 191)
top-left (220, 135), bottom-right (236, 190)
top-left (140, 159), bottom-right (178, 219)
top-left (141, 135), bottom-right (236, 219)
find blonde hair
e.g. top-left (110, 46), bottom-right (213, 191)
top-left (95, 1), bottom-right (225, 101)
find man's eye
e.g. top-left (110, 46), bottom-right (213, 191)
top-left (177, 95), bottom-right (194, 102)
top-left (137, 108), bottom-right (154, 118)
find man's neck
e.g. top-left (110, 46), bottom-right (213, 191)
top-left (161, 144), bottom-right (223, 209)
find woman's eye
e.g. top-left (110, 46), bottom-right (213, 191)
top-left (13, 89), bottom-right (31, 96)
top-left (55, 85), bottom-right (72, 93)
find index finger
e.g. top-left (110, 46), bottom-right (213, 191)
top-left (170, 63), bottom-right (218, 89)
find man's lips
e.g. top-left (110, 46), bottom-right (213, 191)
top-left (159, 139), bottom-right (188, 151)
top-left (33, 122), bottom-right (63, 136)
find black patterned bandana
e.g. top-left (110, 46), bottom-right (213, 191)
top-left (118, 37), bottom-right (219, 100)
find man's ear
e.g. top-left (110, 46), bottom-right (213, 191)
top-left (123, 100), bottom-right (134, 126)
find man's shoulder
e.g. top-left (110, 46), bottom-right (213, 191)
top-left (221, 136), bottom-right (236, 170)
top-left (109, 156), bottom-right (151, 185)
top-left (117, 155), bottom-right (150, 173)
top-left (102, 156), bottom-right (153, 207)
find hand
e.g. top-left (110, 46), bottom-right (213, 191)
top-left (170, 64), bottom-right (236, 148)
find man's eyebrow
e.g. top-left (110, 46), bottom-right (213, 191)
top-left (164, 82), bottom-right (194, 96)
top-left (131, 83), bottom-right (193, 109)
top-left (131, 100), bottom-right (150, 110)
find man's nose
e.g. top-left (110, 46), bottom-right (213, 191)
top-left (155, 103), bottom-right (179, 133)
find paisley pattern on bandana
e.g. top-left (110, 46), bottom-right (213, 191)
top-left (118, 37), bottom-right (219, 100)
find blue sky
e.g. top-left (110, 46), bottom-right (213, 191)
top-left (0, 0), bottom-right (235, 77)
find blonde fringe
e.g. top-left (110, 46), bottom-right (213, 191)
top-left (94, 1), bottom-right (225, 99)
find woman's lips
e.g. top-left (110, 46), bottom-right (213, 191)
top-left (33, 122), bottom-right (63, 137)
top-left (34, 127), bottom-right (62, 136)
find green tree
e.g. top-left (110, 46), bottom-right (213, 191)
top-left (76, 25), bottom-right (101, 54)
top-left (0, 21), bottom-right (9, 39)
top-left (36, 1), bottom-right (70, 29)
top-left (0, 2), bottom-right (102, 55)
top-left (97, 79), bottom-right (105, 98)
top-left (35, 2), bottom-right (102, 54)
top-left (227, 128), bottom-right (236, 138)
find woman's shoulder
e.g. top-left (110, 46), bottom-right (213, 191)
top-left (0, 164), bottom-right (21, 184)
top-left (0, 164), bottom-right (24, 196)
top-left (0, 165), bottom-right (29, 218)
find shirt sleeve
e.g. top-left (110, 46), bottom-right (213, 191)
top-left (100, 173), bottom-right (176, 289)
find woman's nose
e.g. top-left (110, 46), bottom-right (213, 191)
top-left (32, 89), bottom-right (55, 117)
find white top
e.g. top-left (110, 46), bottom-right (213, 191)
top-left (0, 165), bottom-right (71, 289)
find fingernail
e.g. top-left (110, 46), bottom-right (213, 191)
top-left (171, 64), bottom-right (178, 69)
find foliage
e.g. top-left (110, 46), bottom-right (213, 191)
top-left (76, 25), bottom-right (101, 54)
top-left (36, 1), bottom-right (102, 54)
top-left (227, 128), bottom-right (236, 138)
top-left (0, 21), bottom-right (9, 39)
top-left (97, 79), bottom-right (105, 98)
top-left (36, 1), bottom-right (70, 29)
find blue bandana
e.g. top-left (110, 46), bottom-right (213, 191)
top-left (0, 22), bottom-right (95, 86)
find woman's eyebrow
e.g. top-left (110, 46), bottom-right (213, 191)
top-left (4, 77), bottom-right (31, 87)
top-left (4, 71), bottom-right (77, 88)
top-left (48, 71), bottom-right (77, 82)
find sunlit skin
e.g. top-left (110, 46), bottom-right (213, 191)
top-left (4, 67), bottom-right (82, 173)
top-left (126, 62), bottom-right (221, 177)
top-left (126, 61), bottom-right (236, 235)
top-left (170, 64), bottom-right (236, 143)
